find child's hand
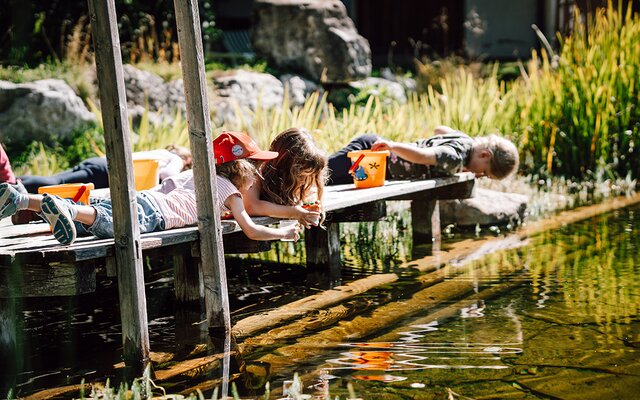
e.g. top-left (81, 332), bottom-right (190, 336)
top-left (296, 204), bottom-right (322, 228)
top-left (371, 139), bottom-right (393, 152)
top-left (281, 222), bottom-right (301, 241)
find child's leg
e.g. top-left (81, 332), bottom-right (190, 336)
top-left (84, 193), bottom-right (164, 239)
top-left (0, 182), bottom-right (32, 220)
top-left (327, 133), bottom-right (380, 185)
top-left (19, 157), bottom-right (109, 193)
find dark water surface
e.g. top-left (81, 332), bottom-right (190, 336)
top-left (2, 204), bottom-right (639, 399)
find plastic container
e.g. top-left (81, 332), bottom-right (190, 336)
top-left (133, 158), bottom-right (160, 190)
top-left (347, 150), bottom-right (390, 189)
top-left (38, 183), bottom-right (95, 205)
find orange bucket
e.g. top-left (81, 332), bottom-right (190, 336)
top-left (38, 183), bottom-right (95, 205)
top-left (347, 150), bottom-right (390, 189)
top-left (133, 159), bottom-right (160, 190)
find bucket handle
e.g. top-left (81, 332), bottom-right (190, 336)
top-left (72, 185), bottom-right (88, 203)
top-left (348, 153), bottom-right (366, 175)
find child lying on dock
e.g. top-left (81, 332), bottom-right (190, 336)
top-left (327, 125), bottom-right (519, 184)
top-left (243, 127), bottom-right (327, 228)
top-left (0, 131), bottom-right (300, 245)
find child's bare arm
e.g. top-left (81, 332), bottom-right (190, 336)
top-left (242, 180), bottom-right (321, 228)
top-left (371, 139), bottom-right (438, 166)
top-left (226, 194), bottom-right (300, 241)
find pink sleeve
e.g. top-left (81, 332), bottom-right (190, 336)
top-left (0, 144), bottom-right (16, 184)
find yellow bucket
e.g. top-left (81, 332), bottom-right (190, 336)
top-left (347, 150), bottom-right (390, 189)
top-left (133, 158), bottom-right (160, 190)
top-left (38, 183), bottom-right (95, 205)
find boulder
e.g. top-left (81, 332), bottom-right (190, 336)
top-left (122, 64), bottom-right (186, 120)
top-left (0, 79), bottom-right (96, 147)
top-left (252, 0), bottom-right (372, 83)
top-left (280, 74), bottom-right (320, 107)
top-left (349, 77), bottom-right (408, 105)
top-left (211, 70), bottom-right (284, 125)
top-left (439, 188), bottom-right (528, 227)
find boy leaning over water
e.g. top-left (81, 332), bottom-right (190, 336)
top-left (0, 131), bottom-right (301, 245)
top-left (327, 125), bottom-right (519, 184)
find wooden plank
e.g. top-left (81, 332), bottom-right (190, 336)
top-left (322, 173), bottom-right (474, 212)
top-left (222, 232), bottom-right (273, 253)
top-left (87, 0), bottom-right (149, 375)
top-left (329, 200), bottom-right (387, 222)
top-left (173, 0), bottom-right (230, 334)
top-left (0, 262), bottom-right (96, 298)
top-left (0, 177), bottom-right (472, 264)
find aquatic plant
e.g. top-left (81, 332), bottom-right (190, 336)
top-left (512, 2), bottom-right (640, 179)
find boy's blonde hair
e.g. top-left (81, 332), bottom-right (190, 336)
top-left (260, 128), bottom-right (328, 205)
top-left (216, 159), bottom-right (257, 190)
top-left (166, 144), bottom-right (193, 170)
top-left (475, 135), bottom-right (519, 180)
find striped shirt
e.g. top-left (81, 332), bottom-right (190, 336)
top-left (145, 170), bottom-right (240, 230)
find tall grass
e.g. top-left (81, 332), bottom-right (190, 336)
top-left (511, 2), bottom-right (640, 179)
top-left (9, 2), bottom-right (640, 184)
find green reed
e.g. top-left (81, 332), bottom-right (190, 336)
top-left (511, 2), bottom-right (640, 179)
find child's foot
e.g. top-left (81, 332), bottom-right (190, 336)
top-left (41, 194), bottom-right (77, 245)
top-left (0, 182), bottom-right (20, 220)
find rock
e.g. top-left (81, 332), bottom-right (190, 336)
top-left (439, 188), bottom-right (528, 227)
top-left (349, 77), bottom-right (407, 105)
top-left (122, 65), bottom-right (186, 117)
top-left (211, 70), bottom-right (284, 125)
top-left (280, 74), bottom-right (320, 107)
top-left (0, 79), bottom-right (96, 147)
top-left (252, 0), bottom-right (372, 83)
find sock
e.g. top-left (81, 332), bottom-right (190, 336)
top-left (16, 194), bottom-right (30, 210)
top-left (67, 205), bottom-right (78, 219)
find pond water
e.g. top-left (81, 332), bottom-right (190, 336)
top-left (2, 203), bottom-right (639, 399)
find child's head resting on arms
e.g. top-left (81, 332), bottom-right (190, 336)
top-left (260, 127), bottom-right (328, 205)
top-left (471, 134), bottom-right (519, 180)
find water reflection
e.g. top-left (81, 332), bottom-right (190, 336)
top-left (4, 202), bottom-right (640, 399)
top-left (243, 204), bottom-right (640, 399)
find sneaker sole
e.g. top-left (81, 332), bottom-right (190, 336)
top-left (41, 195), bottom-right (77, 245)
top-left (0, 183), bottom-right (17, 220)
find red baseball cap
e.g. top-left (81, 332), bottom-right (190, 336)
top-left (213, 131), bottom-right (278, 165)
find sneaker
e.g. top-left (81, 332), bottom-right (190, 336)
top-left (41, 194), bottom-right (77, 245)
top-left (0, 182), bottom-right (20, 220)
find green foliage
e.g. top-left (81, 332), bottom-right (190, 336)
top-left (510, 2), bottom-right (640, 179)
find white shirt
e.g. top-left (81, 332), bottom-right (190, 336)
top-left (132, 149), bottom-right (184, 181)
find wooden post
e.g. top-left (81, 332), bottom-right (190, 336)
top-left (87, 0), bottom-right (149, 374)
top-left (411, 199), bottom-right (442, 251)
top-left (173, 0), bottom-right (230, 334)
top-left (0, 298), bottom-right (17, 394)
top-left (173, 246), bottom-right (201, 303)
top-left (305, 223), bottom-right (341, 277)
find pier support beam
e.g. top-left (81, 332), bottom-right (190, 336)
top-left (173, 0), bottom-right (230, 336)
top-left (411, 199), bottom-right (442, 252)
top-left (87, 0), bottom-right (149, 376)
top-left (305, 223), bottom-right (341, 280)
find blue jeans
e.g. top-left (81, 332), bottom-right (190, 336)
top-left (74, 192), bottom-right (165, 239)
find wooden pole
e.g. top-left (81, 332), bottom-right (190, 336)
top-left (87, 0), bottom-right (149, 374)
top-left (173, 0), bottom-right (230, 333)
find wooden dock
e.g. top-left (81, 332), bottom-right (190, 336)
top-left (0, 0), bottom-right (477, 377)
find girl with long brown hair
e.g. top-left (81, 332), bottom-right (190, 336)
top-left (243, 127), bottom-right (328, 228)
